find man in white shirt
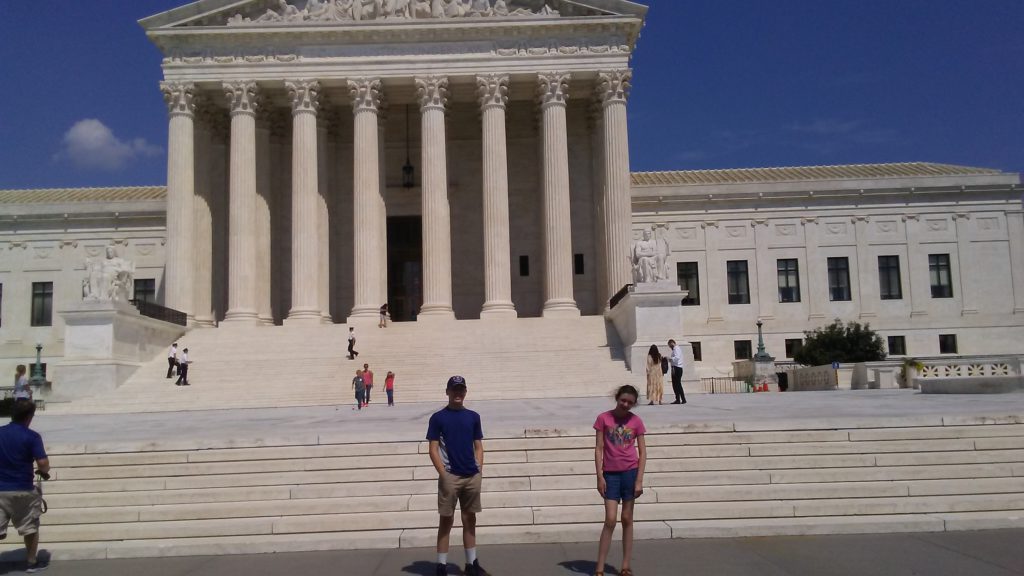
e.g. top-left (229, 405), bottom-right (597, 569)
top-left (175, 348), bottom-right (190, 386)
top-left (166, 343), bottom-right (178, 379)
top-left (668, 339), bottom-right (686, 404)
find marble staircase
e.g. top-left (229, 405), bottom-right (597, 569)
top-left (49, 317), bottom-right (631, 414)
top-left (7, 417), bottom-right (1024, 560)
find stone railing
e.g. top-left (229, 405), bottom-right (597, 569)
top-left (911, 355), bottom-right (1024, 394)
top-left (788, 364), bottom-right (839, 391)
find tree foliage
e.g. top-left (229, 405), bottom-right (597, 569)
top-left (792, 319), bottom-right (886, 366)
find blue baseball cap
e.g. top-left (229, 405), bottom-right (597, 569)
top-left (446, 375), bottom-right (467, 390)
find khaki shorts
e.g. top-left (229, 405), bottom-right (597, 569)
top-left (0, 491), bottom-right (43, 537)
top-left (437, 471), bottom-right (482, 517)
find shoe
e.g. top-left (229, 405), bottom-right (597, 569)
top-left (465, 560), bottom-right (490, 576)
top-left (435, 563), bottom-right (447, 576)
top-left (671, 400), bottom-right (680, 404)
top-left (26, 559), bottom-right (48, 572)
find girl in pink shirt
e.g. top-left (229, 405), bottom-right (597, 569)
top-left (592, 384), bottom-right (646, 576)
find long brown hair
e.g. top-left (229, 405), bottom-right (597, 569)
top-left (648, 344), bottom-right (661, 363)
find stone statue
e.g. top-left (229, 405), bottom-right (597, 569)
top-left (83, 245), bottom-right (135, 302)
top-left (228, 0), bottom-right (555, 24)
top-left (632, 226), bottom-right (670, 283)
top-left (654, 224), bottom-right (671, 281)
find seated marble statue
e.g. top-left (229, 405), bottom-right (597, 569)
top-left (631, 227), bottom-right (670, 283)
top-left (84, 245), bottom-right (135, 302)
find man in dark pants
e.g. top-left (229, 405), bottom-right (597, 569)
top-left (668, 339), bottom-right (686, 404)
top-left (175, 348), bottom-right (190, 386)
top-left (0, 401), bottom-right (50, 572)
top-left (166, 343), bottom-right (178, 379)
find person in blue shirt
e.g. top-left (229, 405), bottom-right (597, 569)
top-left (426, 376), bottom-right (489, 576)
top-left (0, 401), bottom-right (50, 573)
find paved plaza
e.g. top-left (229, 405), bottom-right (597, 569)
top-left (6, 530), bottom-right (1022, 575)
top-left (32, 390), bottom-right (1024, 448)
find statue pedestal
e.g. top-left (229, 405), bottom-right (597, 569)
top-left (753, 358), bottom-right (780, 391)
top-left (606, 282), bottom-right (695, 387)
top-left (56, 300), bottom-right (186, 400)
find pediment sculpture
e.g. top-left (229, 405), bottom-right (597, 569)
top-left (631, 225), bottom-right (671, 284)
top-left (227, 0), bottom-right (563, 25)
top-left (82, 245), bottom-right (136, 303)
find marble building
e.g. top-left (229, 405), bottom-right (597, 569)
top-left (0, 0), bottom-right (1022, 378)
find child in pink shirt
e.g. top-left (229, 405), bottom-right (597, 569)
top-left (592, 385), bottom-right (646, 576)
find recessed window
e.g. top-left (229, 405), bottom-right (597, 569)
top-left (31, 282), bottom-right (53, 327)
top-left (878, 255), bottom-right (903, 300)
top-left (827, 257), bottom-right (852, 301)
top-left (777, 259), bottom-right (801, 303)
top-left (929, 254), bottom-right (953, 298)
top-left (676, 262), bottom-right (700, 306)
top-left (734, 340), bottom-right (752, 360)
top-left (574, 254), bottom-right (585, 275)
top-left (690, 341), bottom-right (702, 362)
top-left (519, 255), bottom-right (529, 277)
top-left (785, 338), bottom-right (803, 359)
top-left (134, 279), bottom-right (156, 304)
top-left (939, 334), bottom-right (958, 354)
top-left (887, 335), bottom-right (906, 356)
top-left (727, 260), bottom-right (750, 305)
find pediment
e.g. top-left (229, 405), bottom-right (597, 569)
top-left (142, 0), bottom-right (646, 29)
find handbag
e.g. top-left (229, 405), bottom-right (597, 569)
top-left (660, 356), bottom-right (669, 375)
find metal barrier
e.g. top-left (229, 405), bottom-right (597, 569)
top-left (700, 377), bottom-right (751, 394)
top-left (130, 299), bottom-right (187, 326)
top-left (608, 284), bottom-right (633, 310)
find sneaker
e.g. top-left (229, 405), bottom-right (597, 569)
top-left (465, 560), bottom-right (490, 576)
top-left (26, 559), bottom-right (48, 572)
top-left (435, 563), bottom-right (447, 576)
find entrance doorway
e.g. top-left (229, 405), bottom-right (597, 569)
top-left (387, 216), bottom-right (422, 322)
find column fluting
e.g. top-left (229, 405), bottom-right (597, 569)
top-left (348, 78), bottom-right (384, 319)
top-left (478, 74), bottom-right (517, 318)
top-left (597, 70), bottom-right (633, 311)
top-left (285, 79), bottom-right (323, 323)
top-left (160, 81), bottom-right (197, 321)
top-left (416, 76), bottom-right (455, 319)
top-left (223, 81), bottom-right (261, 324)
top-left (317, 107), bottom-right (332, 323)
top-left (537, 72), bottom-right (580, 317)
top-left (255, 110), bottom-right (274, 325)
top-left (192, 99), bottom-right (218, 327)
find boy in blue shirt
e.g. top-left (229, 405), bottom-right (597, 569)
top-left (426, 376), bottom-right (489, 576)
top-left (0, 401), bottom-right (50, 572)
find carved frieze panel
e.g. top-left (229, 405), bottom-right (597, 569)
top-left (774, 224), bottom-right (796, 238)
top-left (925, 218), bottom-right (949, 232)
top-left (875, 220), bottom-right (898, 234)
top-left (23, 241), bottom-right (61, 272)
top-left (824, 221), bottom-right (848, 236)
top-left (725, 225), bottom-right (747, 239)
top-left (977, 217), bottom-right (1000, 231)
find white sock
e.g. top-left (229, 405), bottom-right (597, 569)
top-left (437, 552), bottom-right (448, 565)
top-left (466, 547), bottom-right (477, 564)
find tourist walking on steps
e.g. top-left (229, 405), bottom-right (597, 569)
top-left (385, 371), bottom-right (395, 406)
top-left (13, 365), bottom-right (31, 402)
top-left (347, 327), bottom-right (359, 360)
top-left (668, 339), bottom-right (686, 404)
top-left (362, 363), bottom-right (374, 406)
top-left (645, 344), bottom-right (664, 405)
top-left (427, 376), bottom-right (489, 576)
top-left (166, 343), bottom-right (178, 378)
top-left (593, 385), bottom-right (647, 576)
top-left (352, 369), bottom-right (365, 410)
top-left (0, 401), bottom-right (51, 573)
top-left (379, 303), bottom-right (389, 328)
top-left (175, 348), bottom-right (191, 386)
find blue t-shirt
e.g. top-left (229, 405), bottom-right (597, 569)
top-left (0, 423), bottom-right (47, 492)
top-left (426, 407), bottom-right (483, 477)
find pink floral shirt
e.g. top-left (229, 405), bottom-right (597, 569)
top-left (594, 410), bottom-right (646, 472)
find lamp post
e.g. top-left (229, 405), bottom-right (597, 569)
top-left (753, 319), bottom-right (773, 362)
top-left (29, 342), bottom-right (46, 387)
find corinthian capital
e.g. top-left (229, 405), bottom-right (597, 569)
top-left (415, 76), bottom-right (450, 111)
top-left (477, 74), bottom-right (510, 110)
top-left (285, 79), bottom-right (321, 114)
top-left (347, 78), bottom-right (382, 113)
top-left (160, 81), bottom-right (197, 116)
top-left (597, 69), bottom-right (632, 105)
top-left (537, 72), bottom-right (571, 107)
top-left (223, 81), bottom-right (262, 115)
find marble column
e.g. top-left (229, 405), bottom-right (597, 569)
top-left (317, 106), bottom-right (332, 323)
top-left (703, 221), bottom-right (723, 323)
top-left (477, 74), bottom-right (517, 318)
top-left (377, 100), bottom-right (389, 307)
top-left (802, 217), bottom-right (826, 320)
top-left (416, 76), bottom-right (455, 319)
top-left (347, 78), bottom-right (384, 319)
top-left (853, 215), bottom-right (877, 319)
top-left (904, 215), bottom-right (929, 317)
top-left (223, 81), bottom-right (261, 324)
top-left (953, 213), bottom-right (977, 315)
top-left (588, 102), bottom-right (608, 310)
top-left (752, 220), bottom-right (775, 320)
top-left (1007, 211), bottom-right (1024, 314)
top-left (285, 79), bottom-right (323, 323)
top-left (537, 72), bottom-right (580, 317)
top-left (255, 111), bottom-right (274, 325)
top-left (597, 70), bottom-right (633, 310)
top-left (160, 81), bottom-right (196, 320)
top-left (192, 99), bottom-right (218, 327)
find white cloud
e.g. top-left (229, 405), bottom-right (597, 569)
top-left (57, 119), bottom-right (162, 171)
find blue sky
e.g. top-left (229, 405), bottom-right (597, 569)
top-left (0, 0), bottom-right (1021, 189)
